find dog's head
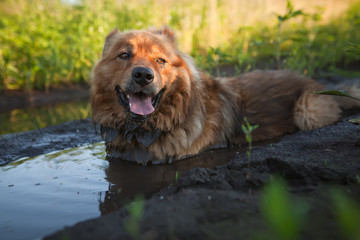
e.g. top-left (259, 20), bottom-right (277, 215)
top-left (91, 26), bottom-right (199, 131)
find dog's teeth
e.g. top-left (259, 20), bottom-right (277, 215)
top-left (127, 94), bottom-right (130, 99)
top-left (129, 103), bottom-right (132, 108)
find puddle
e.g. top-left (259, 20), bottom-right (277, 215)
top-left (0, 142), bottom-right (242, 240)
top-left (0, 100), bottom-right (91, 135)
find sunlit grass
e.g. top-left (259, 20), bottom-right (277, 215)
top-left (0, 0), bottom-right (359, 92)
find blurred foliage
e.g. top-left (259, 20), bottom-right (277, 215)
top-left (195, 1), bottom-right (360, 75)
top-left (331, 189), bottom-right (360, 240)
top-left (260, 177), bottom-right (360, 240)
top-left (0, 0), bottom-right (359, 92)
top-left (260, 177), bottom-right (308, 240)
top-left (124, 195), bottom-right (145, 240)
top-left (0, 99), bottom-right (91, 134)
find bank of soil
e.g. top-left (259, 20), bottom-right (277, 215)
top-left (0, 119), bottom-right (101, 166)
top-left (0, 86), bottom-right (89, 112)
top-left (43, 115), bottom-right (360, 240)
top-left (1, 114), bottom-right (359, 239)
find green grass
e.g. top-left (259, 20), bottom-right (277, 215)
top-left (0, 0), bottom-right (359, 92)
top-left (331, 189), bottom-right (360, 240)
top-left (260, 177), bottom-right (308, 240)
top-left (124, 195), bottom-right (145, 240)
top-left (261, 178), bottom-right (360, 240)
top-left (241, 117), bottom-right (258, 179)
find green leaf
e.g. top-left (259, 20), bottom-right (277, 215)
top-left (291, 10), bottom-right (304, 17)
top-left (313, 90), bottom-right (360, 101)
top-left (261, 177), bottom-right (307, 240)
top-left (347, 42), bottom-right (360, 49)
top-left (331, 189), bottom-right (360, 240)
top-left (286, 0), bottom-right (294, 13)
top-left (124, 195), bottom-right (145, 240)
top-left (348, 118), bottom-right (360, 125)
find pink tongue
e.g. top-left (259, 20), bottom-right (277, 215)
top-left (129, 94), bottom-right (154, 115)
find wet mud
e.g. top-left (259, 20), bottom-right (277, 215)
top-left (45, 115), bottom-right (359, 239)
top-left (2, 114), bottom-right (358, 239)
top-left (0, 119), bottom-right (101, 166)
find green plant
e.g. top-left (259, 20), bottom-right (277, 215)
top-left (261, 177), bottom-right (308, 240)
top-left (241, 117), bottom-right (258, 178)
top-left (313, 89), bottom-right (360, 101)
top-left (331, 189), bottom-right (360, 240)
top-left (346, 42), bottom-right (360, 55)
top-left (175, 171), bottom-right (179, 183)
top-left (124, 195), bottom-right (145, 240)
top-left (0, 0), bottom-right (359, 92)
top-left (275, 0), bottom-right (306, 69)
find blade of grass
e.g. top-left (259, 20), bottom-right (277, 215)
top-left (313, 90), bottom-right (360, 101)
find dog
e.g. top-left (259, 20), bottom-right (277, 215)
top-left (91, 26), bottom-right (360, 165)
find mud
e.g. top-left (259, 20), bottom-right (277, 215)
top-left (0, 86), bottom-right (89, 113)
top-left (0, 119), bottom-right (101, 166)
top-left (2, 114), bottom-right (356, 239)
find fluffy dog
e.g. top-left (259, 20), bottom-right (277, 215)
top-left (91, 26), bottom-right (359, 165)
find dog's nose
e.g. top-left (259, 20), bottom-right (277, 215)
top-left (131, 67), bottom-right (154, 86)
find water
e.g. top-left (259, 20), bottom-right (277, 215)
top-left (0, 100), bottom-right (91, 135)
top-left (0, 142), bottom-right (238, 240)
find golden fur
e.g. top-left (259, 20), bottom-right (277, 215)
top-left (91, 27), bottom-right (360, 165)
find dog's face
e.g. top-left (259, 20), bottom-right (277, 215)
top-left (91, 27), bottom-right (197, 131)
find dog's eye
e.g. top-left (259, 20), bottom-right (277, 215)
top-left (118, 52), bottom-right (130, 59)
top-left (156, 58), bottom-right (166, 64)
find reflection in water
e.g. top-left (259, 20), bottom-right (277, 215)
top-left (0, 141), bottom-right (247, 240)
top-left (99, 147), bottom-right (239, 215)
top-left (0, 99), bottom-right (91, 135)
top-left (0, 143), bottom-right (108, 240)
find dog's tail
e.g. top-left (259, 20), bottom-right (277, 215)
top-left (334, 84), bottom-right (360, 110)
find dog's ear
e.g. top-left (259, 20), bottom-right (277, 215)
top-left (161, 26), bottom-right (176, 42)
top-left (102, 28), bottom-right (119, 57)
top-left (151, 26), bottom-right (176, 44)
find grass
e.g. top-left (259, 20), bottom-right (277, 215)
top-left (0, 0), bottom-right (359, 92)
top-left (261, 177), bottom-right (360, 240)
top-left (241, 117), bottom-right (258, 179)
top-left (331, 189), bottom-right (360, 240)
top-left (260, 177), bottom-right (308, 240)
top-left (124, 195), bottom-right (145, 240)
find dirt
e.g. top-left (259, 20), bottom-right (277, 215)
top-left (1, 113), bottom-right (359, 239)
top-left (43, 115), bottom-right (360, 240)
top-left (0, 119), bottom-right (101, 166)
top-left (0, 86), bottom-right (89, 113)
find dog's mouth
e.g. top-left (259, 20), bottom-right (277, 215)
top-left (115, 85), bottom-right (164, 116)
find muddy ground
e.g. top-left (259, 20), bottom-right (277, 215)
top-left (1, 114), bottom-right (359, 239)
top-left (0, 86), bottom-right (89, 112)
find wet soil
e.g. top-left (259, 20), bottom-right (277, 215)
top-left (42, 115), bottom-right (360, 240)
top-left (0, 86), bottom-right (89, 113)
top-left (1, 114), bottom-right (359, 239)
top-left (0, 119), bottom-right (101, 166)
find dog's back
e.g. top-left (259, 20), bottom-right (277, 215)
top-left (223, 70), bottom-right (344, 142)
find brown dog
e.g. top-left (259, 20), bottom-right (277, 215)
top-left (91, 26), bottom-right (359, 165)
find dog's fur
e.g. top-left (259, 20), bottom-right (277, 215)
top-left (91, 26), bottom-right (360, 165)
